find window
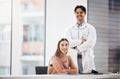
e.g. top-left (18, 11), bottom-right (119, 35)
top-left (20, 0), bottom-right (45, 75)
top-left (11, 0), bottom-right (45, 75)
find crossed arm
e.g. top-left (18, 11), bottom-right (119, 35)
top-left (71, 39), bottom-right (86, 49)
top-left (67, 27), bottom-right (96, 52)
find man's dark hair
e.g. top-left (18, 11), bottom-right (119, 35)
top-left (74, 5), bottom-right (86, 14)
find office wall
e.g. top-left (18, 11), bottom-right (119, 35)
top-left (46, 0), bottom-right (87, 65)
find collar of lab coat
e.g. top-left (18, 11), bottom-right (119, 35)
top-left (74, 21), bottom-right (87, 30)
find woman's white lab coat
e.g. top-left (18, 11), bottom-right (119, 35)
top-left (66, 22), bottom-right (97, 73)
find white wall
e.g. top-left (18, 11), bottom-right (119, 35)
top-left (0, 0), bottom-right (11, 24)
top-left (0, 0), bottom-right (11, 65)
top-left (12, 0), bottom-right (22, 75)
top-left (46, 0), bottom-right (87, 65)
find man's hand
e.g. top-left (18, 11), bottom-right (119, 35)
top-left (71, 46), bottom-right (77, 49)
top-left (71, 39), bottom-right (86, 50)
top-left (81, 39), bottom-right (86, 44)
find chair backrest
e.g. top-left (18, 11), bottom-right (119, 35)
top-left (35, 66), bottom-right (48, 74)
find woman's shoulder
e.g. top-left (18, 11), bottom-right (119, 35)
top-left (49, 55), bottom-right (59, 64)
top-left (50, 55), bottom-right (57, 60)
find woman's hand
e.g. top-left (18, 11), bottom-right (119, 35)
top-left (64, 68), bottom-right (78, 74)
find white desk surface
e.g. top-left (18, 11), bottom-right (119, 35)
top-left (0, 74), bottom-right (120, 79)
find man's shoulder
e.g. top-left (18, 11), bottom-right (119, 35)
top-left (69, 24), bottom-right (77, 29)
top-left (69, 24), bottom-right (76, 28)
top-left (86, 23), bottom-right (96, 29)
top-left (86, 23), bottom-right (94, 27)
top-left (66, 25), bottom-right (76, 31)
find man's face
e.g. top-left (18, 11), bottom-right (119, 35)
top-left (75, 8), bottom-right (86, 22)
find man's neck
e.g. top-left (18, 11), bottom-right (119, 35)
top-left (77, 21), bottom-right (84, 25)
top-left (77, 20), bottom-right (84, 25)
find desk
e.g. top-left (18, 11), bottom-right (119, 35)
top-left (0, 74), bottom-right (120, 79)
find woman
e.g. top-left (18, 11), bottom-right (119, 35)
top-left (47, 38), bottom-right (78, 74)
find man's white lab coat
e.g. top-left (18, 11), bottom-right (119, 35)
top-left (66, 22), bottom-right (97, 73)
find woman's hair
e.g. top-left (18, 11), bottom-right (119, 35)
top-left (74, 5), bottom-right (86, 14)
top-left (55, 38), bottom-right (69, 57)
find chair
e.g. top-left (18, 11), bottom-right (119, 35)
top-left (35, 66), bottom-right (48, 74)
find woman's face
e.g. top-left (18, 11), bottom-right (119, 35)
top-left (59, 40), bottom-right (69, 55)
top-left (75, 8), bottom-right (86, 22)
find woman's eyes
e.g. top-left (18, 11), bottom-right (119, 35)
top-left (61, 44), bottom-right (68, 46)
top-left (65, 44), bottom-right (68, 46)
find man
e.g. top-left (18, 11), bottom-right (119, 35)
top-left (66, 5), bottom-right (98, 74)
